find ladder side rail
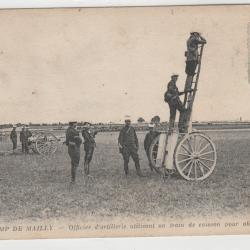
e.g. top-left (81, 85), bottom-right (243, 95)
top-left (184, 44), bottom-right (204, 133)
top-left (184, 43), bottom-right (204, 108)
top-left (187, 44), bottom-right (204, 111)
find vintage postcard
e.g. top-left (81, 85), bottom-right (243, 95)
top-left (0, 5), bottom-right (250, 239)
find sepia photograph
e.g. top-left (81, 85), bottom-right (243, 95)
top-left (0, 4), bottom-right (250, 239)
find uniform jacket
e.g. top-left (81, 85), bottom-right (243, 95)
top-left (24, 130), bottom-right (32, 142)
top-left (65, 127), bottom-right (80, 147)
top-left (186, 34), bottom-right (206, 61)
top-left (10, 130), bottom-right (17, 142)
top-left (82, 129), bottom-right (97, 146)
top-left (164, 80), bottom-right (183, 104)
top-left (118, 126), bottom-right (138, 148)
top-left (20, 130), bottom-right (25, 142)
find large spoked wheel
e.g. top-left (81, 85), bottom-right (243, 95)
top-left (35, 133), bottom-right (59, 156)
top-left (174, 132), bottom-right (217, 181)
top-left (149, 134), bottom-right (165, 175)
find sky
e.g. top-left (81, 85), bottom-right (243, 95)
top-left (0, 5), bottom-right (249, 124)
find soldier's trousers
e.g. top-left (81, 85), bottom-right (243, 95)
top-left (185, 60), bottom-right (198, 76)
top-left (84, 144), bottom-right (95, 164)
top-left (145, 149), bottom-right (153, 170)
top-left (11, 139), bottom-right (17, 150)
top-left (121, 146), bottom-right (141, 175)
top-left (24, 141), bottom-right (29, 154)
top-left (68, 145), bottom-right (80, 182)
top-left (168, 100), bottom-right (186, 132)
top-left (21, 142), bottom-right (25, 153)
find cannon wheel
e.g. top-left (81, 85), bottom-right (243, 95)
top-left (174, 132), bottom-right (217, 181)
top-left (35, 132), bottom-right (59, 156)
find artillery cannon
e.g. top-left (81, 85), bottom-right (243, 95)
top-left (28, 131), bottom-right (59, 156)
top-left (0, 130), bottom-right (59, 156)
top-left (149, 33), bottom-right (217, 181)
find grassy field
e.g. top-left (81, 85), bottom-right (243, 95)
top-left (0, 130), bottom-right (250, 223)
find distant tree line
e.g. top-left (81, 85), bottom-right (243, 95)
top-left (0, 115), bottom-right (163, 129)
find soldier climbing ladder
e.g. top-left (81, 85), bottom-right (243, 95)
top-left (179, 32), bottom-right (207, 133)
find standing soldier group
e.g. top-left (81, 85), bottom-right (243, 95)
top-left (65, 118), bottom-right (162, 183)
top-left (10, 125), bottom-right (32, 154)
top-left (65, 121), bottom-right (98, 184)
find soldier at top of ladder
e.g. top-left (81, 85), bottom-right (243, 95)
top-left (185, 32), bottom-right (207, 78)
top-left (164, 32), bottom-right (207, 134)
top-left (179, 32), bottom-right (207, 133)
top-left (184, 32), bottom-right (207, 101)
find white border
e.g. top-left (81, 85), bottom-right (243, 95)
top-left (0, 0), bottom-right (249, 9)
top-left (1, 235), bottom-right (250, 250)
top-left (0, 0), bottom-right (249, 249)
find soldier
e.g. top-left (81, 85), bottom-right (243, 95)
top-left (65, 121), bottom-right (82, 184)
top-left (185, 32), bottom-right (207, 76)
top-left (24, 126), bottom-right (32, 154)
top-left (118, 118), bottom-right (145, 177)
top-left (144, 123), bottom-right (160, 171)
top-left (164, 74), bottom-right (192, 132)
top-left (81, 122), bottom-right (98, 177)
top-left (20, 126), bottom-right (25, 153)
top-left (10, 125), bottom-right (17, 153)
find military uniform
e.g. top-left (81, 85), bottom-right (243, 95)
top-left (82, 128), bottom-right (97, 175)
top-left (164, 79), bottom-right (186, 131)
top-left (20, 128), bottom-right (25, 153)
top-left (10, 128), bottom-right (17, 151)
top-left (185, 33), bottom-right (206, 76)
top-left (66, 125), bottom-right (82, 183)
top-left (118, 125), bottom-right (143, 176)
top-left (24, 129), bottom-right (32, 154)
top-left (144, 130), bottom-right (160, 170)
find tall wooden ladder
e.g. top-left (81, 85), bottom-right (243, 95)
top-left (179, 42), bottom-right (206, 133)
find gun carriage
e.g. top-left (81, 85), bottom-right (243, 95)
top-left (28, 131), bottom-right (59, 156)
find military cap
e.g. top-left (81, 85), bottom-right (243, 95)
top-left (171, 74), bottom-right (179, 78)
top-left (124, 115), bottom-right (131, 122)
top-left (83, 122), bottom-right (91, 127)
top-left (190, 31), bottom-right (200, 35)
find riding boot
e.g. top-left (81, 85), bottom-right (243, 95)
top-left (86, 163), bottom-right (90, 175)
top-left (71, 164), bottom-right (76, 183)
top-left (84, 161), bottom-right (89, 175)
top-left (124, 162), bottom-right (129, 175)
top-left (135, 162), bottom-right (145, 177)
